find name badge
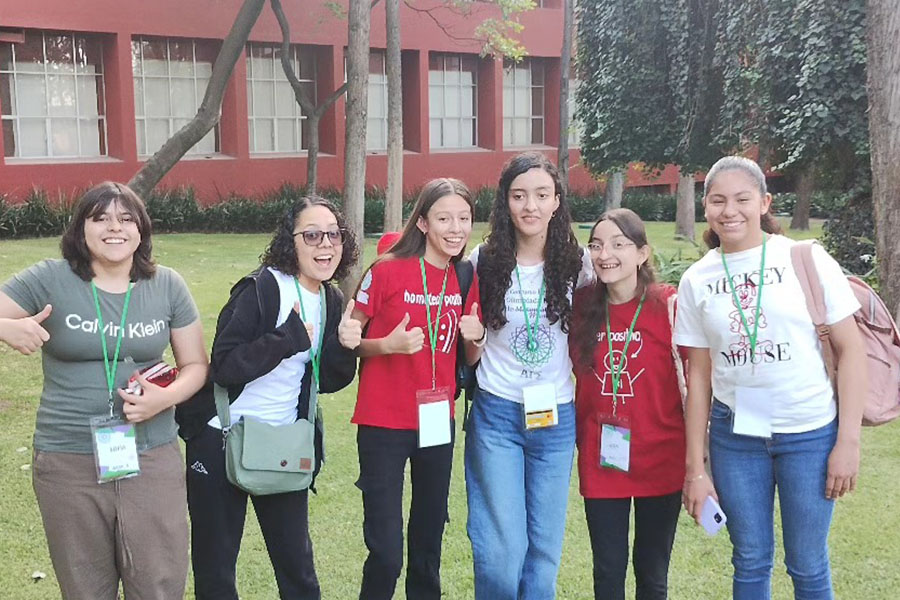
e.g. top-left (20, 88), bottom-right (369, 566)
top-left (416, 387), bottom-right (452, 448)
top-left (598, 413), bottom-right (631, 471)
top-left (523, 382), bottom-right (558, 429)
top-left (733, 386), bottom-right (774, 438)
top-left (90, 415), bottom-right (140, 483)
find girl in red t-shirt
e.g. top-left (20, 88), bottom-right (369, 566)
top-left (348, 178), bottom-right (484, 600)
top-left (569, 208), bottom-right (687, 600)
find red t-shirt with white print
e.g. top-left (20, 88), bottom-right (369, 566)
top-left (570, 283), bottom-right (686, 498)
top-left (353, 256), bottom-right (480, 430)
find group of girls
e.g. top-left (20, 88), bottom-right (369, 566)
top-left (0, 153), bottom-right (865, 600)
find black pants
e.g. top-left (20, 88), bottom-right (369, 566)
top-left (356, 424), bottom-right (454, 600)
top-left (186, 424), bottom-right (320, 600)
top-left (583, 491), bottom-right (681, 600)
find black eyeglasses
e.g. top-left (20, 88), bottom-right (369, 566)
top-left (293, 228), bottom-right (346, 246)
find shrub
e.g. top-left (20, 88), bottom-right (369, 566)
top-left (0, 189), bottom-right (72, 239)
top-left (822, 190), bottom-right (876, 281)
top-left (771, 190), bottom-right (848, 219)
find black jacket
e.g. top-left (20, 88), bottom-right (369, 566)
top-left (176, 267), bottom-right (357, 443)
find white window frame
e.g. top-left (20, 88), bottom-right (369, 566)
top-left (428, 53), bottom-right (477, 149)
top-left (367, 49), bottom-right (388, 151)
top-left (1, 31), bottom-right (107, 159)
top-left (246, 43), bottom-right (316, 154)
top-left (503, 58), bottom-right (545, 147)
top-left (132, 36), bottom-right (219, 157)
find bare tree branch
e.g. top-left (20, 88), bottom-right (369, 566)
top-left (128, 0), bottom-right (266, 198)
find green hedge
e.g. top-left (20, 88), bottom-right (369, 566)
top-left (1, 184), bottom-right (722, 240)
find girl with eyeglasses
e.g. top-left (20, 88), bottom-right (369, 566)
top-left (180, 196), bottom-right (360, 599)
top-left (348, 178), bottom-right (483, 600)
top-left (569, 208), bottom-right (686, 600)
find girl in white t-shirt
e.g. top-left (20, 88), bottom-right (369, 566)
top-left (465, 152), bottom-right (593, 600)
top-left (675, 156), bottom-right (866, 600)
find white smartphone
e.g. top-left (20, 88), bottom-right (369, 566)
top-left (699, 495), bottom-right (727, 536)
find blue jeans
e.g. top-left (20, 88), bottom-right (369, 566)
top-left (709, 400), bottom-right (838, 600)
top-left (465, 388), bottom-right (576, 600)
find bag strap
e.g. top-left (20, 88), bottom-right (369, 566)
top-left (790, 241), bottom-right (837, 383)
top-left (667, 293), bottom-right (688, 411)
top-left (214, 382), bottom-right (231, 429)
top-left (454, 259), bottom-right (476, 429)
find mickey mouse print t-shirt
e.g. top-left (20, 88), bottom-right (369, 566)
top-left (353, 256), bottom-right (480, 430)
top-left (674, 235), bottom-right (859, 433)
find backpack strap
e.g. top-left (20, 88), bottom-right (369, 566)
top-left (666, 293), bottom-right (688, 411)
top-left (454, 259), bottom-right (477, 429)
top-left (790, 241), bottom-right (837, 385)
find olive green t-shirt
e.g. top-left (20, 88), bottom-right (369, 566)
top-left (2, 260), bottom-right (199, 453)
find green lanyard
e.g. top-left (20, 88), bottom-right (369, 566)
top-left (604, 292), bottom-right (645, 414)
top-left (293, 278), bottom-right (327, 390)
top-left (514, 266), bottom-right (546, 352)
top-left (720, 235), bottom-right (767, 366)
top-left (419, 258), bottom-right (449, 390)
top-left (90, 281), bottom-right (134, 413)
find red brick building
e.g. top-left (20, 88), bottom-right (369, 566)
top-left (0, 0), bottom-right (685, 203)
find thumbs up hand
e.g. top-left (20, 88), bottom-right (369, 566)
top-left (338, 299), bottom-right (362, 350)
top-left (459, 302), bottom-right (485, 343)
top-left (0, 304), bottom-right (52, 355)
top-left (384, 312), bottom-right (425, 355)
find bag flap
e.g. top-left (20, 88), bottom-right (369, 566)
top-left (239, 418), bottom-right (315, 473)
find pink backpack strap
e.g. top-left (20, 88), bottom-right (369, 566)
top-left (667, 293), bottom-right (688, 410)
top-left (790, 241), bottom-right (837, 384)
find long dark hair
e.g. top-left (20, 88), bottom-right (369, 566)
top-left (702, 156), bottom-right (783, 249)
top-left (60, 182), bottom-right (156, 282)
top-left (479, 152), bottom-right (583, 332)
top-left (260, 196), bottom-right (359, 282)
top-left (382, 177), bottom-right (473, 262)
top-left (572, 209), bottom-right (662, 368)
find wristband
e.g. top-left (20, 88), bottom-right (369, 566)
top-left (685, 473), bottom-right (705, 483)
top-left (472, 327), bottom-right (487, 348)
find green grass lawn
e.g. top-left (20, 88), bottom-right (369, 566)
top-left (1, 220), bottom-right (898, 599)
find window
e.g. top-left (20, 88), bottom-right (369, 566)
top-left (503, 58), bottom-right (544, 147)
top-left (567, 77), bottom-right (581, 147)
top-left (429, 53), bottom-right (477, 149)
top-left (1, 31), bottom-right (107, 159)
top-left (132, 37), bottom-right (218, 156)
top-left (246, 43), bottom-right (316, 154)
top-left (367, 50), bottom-right (388, 151)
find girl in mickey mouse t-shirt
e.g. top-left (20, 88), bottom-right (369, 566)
top-left (349, 178), bottom-right (483, 600)
top-left (676, 156), bottom-right (866, 600)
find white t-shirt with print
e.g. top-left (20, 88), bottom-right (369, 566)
top-left (673, 235), bottom-right (859, 432)
top-left (210, 268), bottom-right (320, 428)
top-left (469, 244), bottom-right (594, 405)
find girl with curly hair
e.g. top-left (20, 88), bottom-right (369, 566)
top-left (348, 178), bottom-right (484, 600)
top-left (465, 152), bottom-right (593, 599)
top-left (570, 208), bottom-right (686, 600)
top-left (182, 196), bottom-right (360, 599)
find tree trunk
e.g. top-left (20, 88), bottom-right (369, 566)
top-left (604, 169), bottom-right (624, 210)
top-left (557, 0), bottom-right (574, 191)
top-left (675, 171), bottom-right (696, 240)
top-left (867, 0), bottom-right (900, 319)
top-left (306, 113), bottom-right (320, 195)
top-left (790, 166), bottom-right (814, 231)
top-left (384, 0), bottom-right (403, 232)
top-left (342, 0), bottom-right (371, 295)
top-left (128, 0), bottom-right (266, 198)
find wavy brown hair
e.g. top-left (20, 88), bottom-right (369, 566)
top-left (478, 152), bottom-right (583, 332)
top-left (60, 182), bottom-right (156, 281)
top-left (702, 156), bottom-right (783, 249)
top-left (261, 196), bottom-right (359, 282)
top-left (571, 209), bottom-right (664, 368)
